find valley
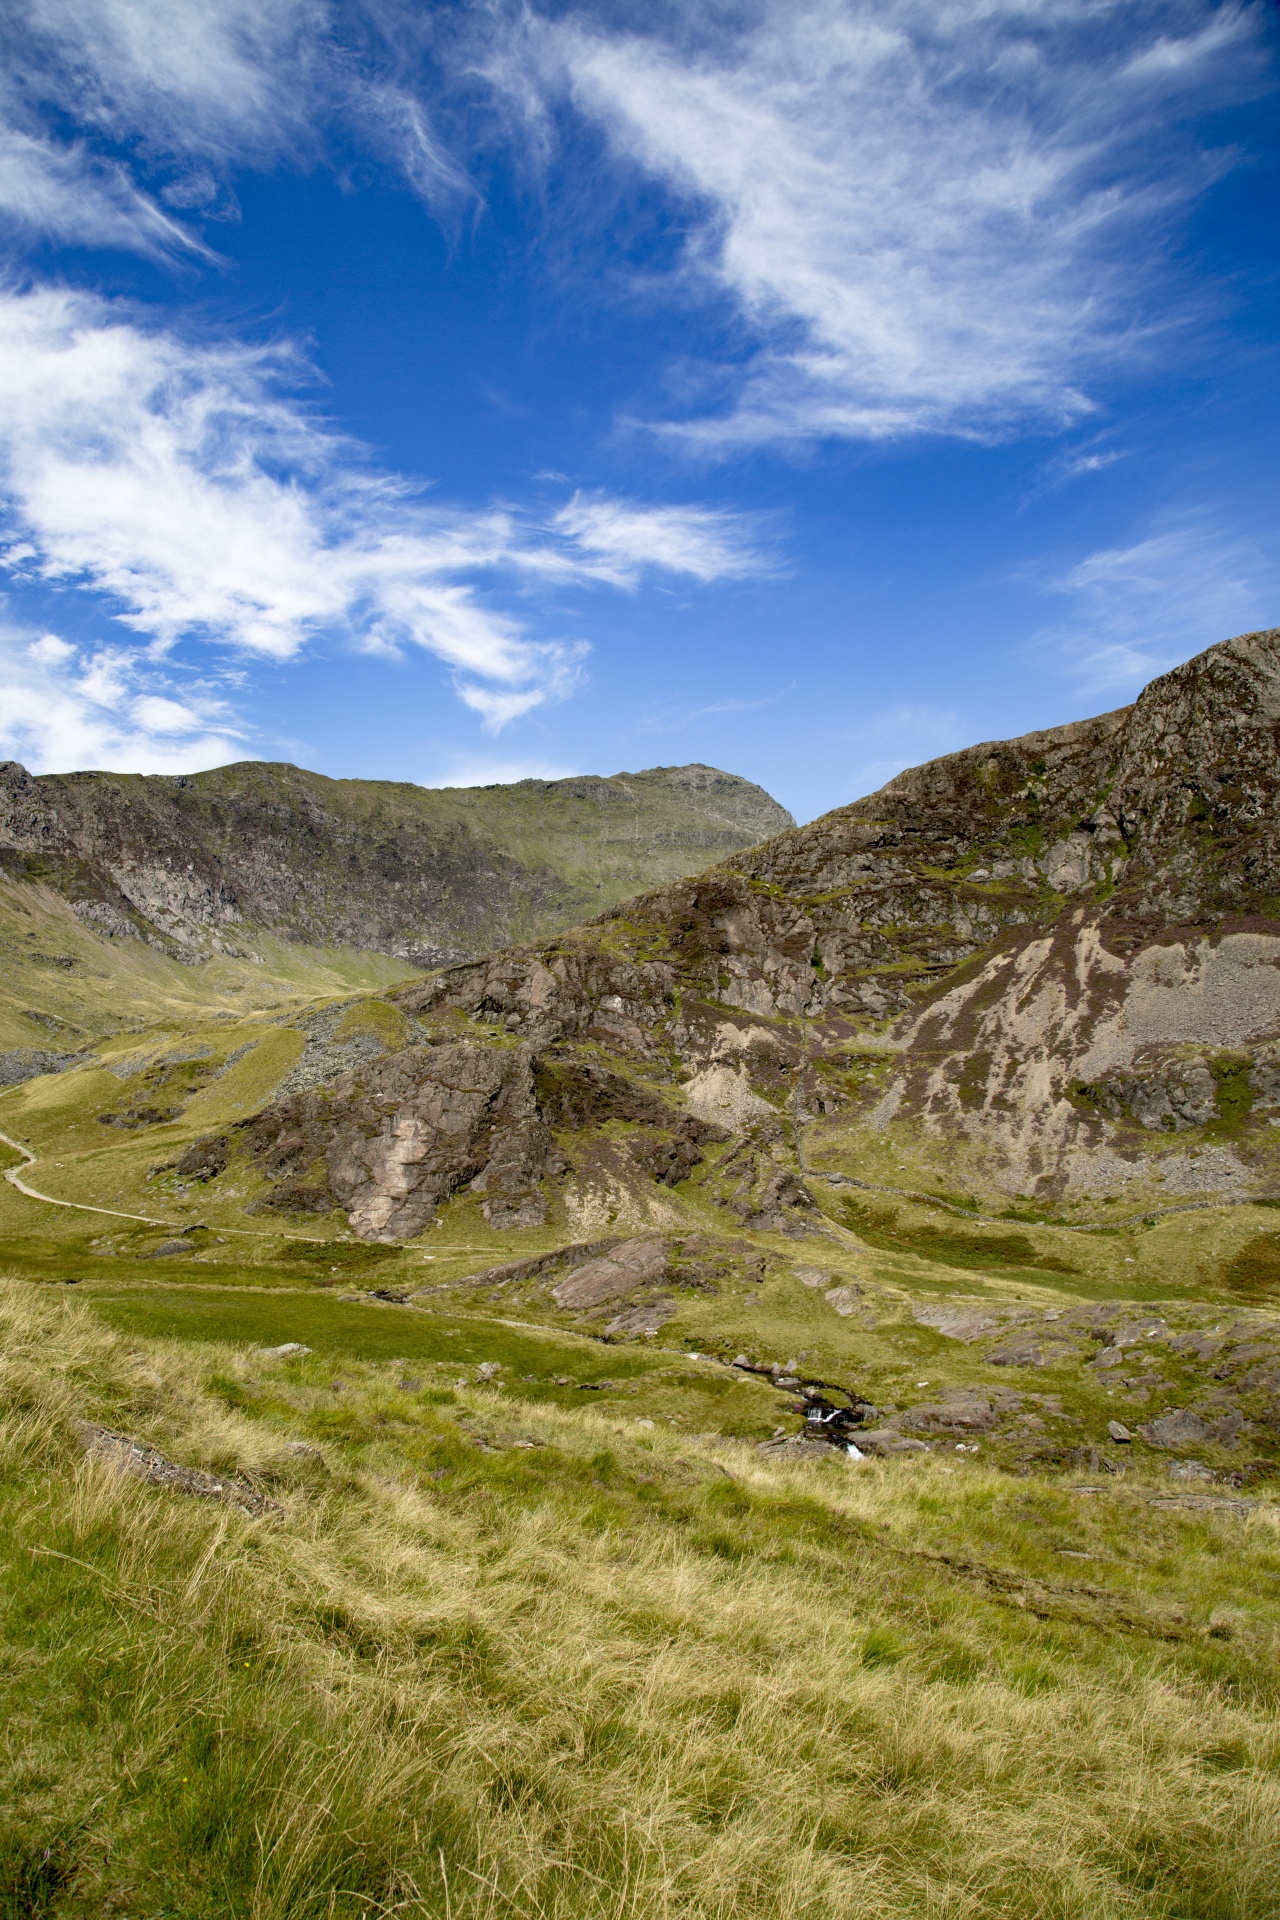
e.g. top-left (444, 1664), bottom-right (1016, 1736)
top-left (5, 641), bottom-right (1280, 1917)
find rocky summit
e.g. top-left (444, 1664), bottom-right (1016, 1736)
top-left (228, 626), bottom-right (1280, 1236)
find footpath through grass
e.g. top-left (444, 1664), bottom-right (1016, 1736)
top-left (4, 1281), bottom-right (1280, 1918)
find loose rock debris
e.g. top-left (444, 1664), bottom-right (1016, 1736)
top-left (76, 1423), bottom-right (280, 1514)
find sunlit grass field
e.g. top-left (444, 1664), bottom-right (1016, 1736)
top-left (4, 1280), bottom-right (1280, 1919)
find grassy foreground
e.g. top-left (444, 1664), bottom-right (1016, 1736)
top-left (4, 1282), bottom-right (1280, 1919)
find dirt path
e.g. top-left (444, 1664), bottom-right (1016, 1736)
top-left (0, 1121), bottom-right (328, 1244)
top-left (0, 1123), bottom-right (172, 1226)
top-left (1, 1090), bottom-right (1267, 1255)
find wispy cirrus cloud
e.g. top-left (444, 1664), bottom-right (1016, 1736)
top-left (0, 126), bottom-right (209, 257)
top-left (0, 0), bottom-right (312, 254)
top-left (0, 0), bottom-right (470, 256)
top-left (12, 0), bottom-right (319, 151)
top-left (505, 0), bottom-right (1271, 448)
top-left (3, 2), bottom-right (1269, 443)
top-left (1032, 516), bottom-right (1280, 696)
top-left (550, 491), bottom-right (772, 586)
top-left (0, 287), bottom-right (766, 733)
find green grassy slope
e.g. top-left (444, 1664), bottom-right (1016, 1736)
top-left (4, 1280), bottom-right (1280, 1919)
top-left (4, 879), bottom-right (1280, 1447)
top-left (0, 874), bottom-right (419, 1050)
top-left (5, 962), bottom-right (1280, 1483)
top-left (349, 762), bottom-right (798, 906)
top-left (7, 819), bottom-right (1280, 1911)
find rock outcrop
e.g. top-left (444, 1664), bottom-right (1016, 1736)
top-left (238, 1038), bottom-right (727, 1239)
top-left (241, 1042), bottom-right (561, 1238)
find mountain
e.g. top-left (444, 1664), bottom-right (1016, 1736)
top-left (7, 629), bottom-right (1280, 1274)
top-left (226, 626), bottom-right (1280, 1236)
top-left (0, 758), bottom-right (794, 967)
top-left (8, 636), bottom-right (1280, 1919)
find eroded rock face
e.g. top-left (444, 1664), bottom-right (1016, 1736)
top-left (174, 1135), bottom-right (228, 1181)
top-left (385, 631), bottom-right (1280, 1201)
top-left (868, 916), bottom-right (1280, 1194)
top-left (1080, 1059), bottom-right (1220, 1131)
top-left (242, 1042), bottom-right (560, 1240)
top-left (0, 759), bottom-right (791, 966)
top-left (328, 1045), bottom-right (564, 1239)
top-left (240, 1043), bottom-right (728, 1241)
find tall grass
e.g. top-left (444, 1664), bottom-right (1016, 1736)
top-left (3, 1279), bottom-right (1280, 1918)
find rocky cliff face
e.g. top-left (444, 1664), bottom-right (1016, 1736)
top-left (209, 630), bottom-right (1280, 1237)
top-left (238, 1039), bottom-right (725, 1240)
top-left (0, 758), bottom-right (793, 967)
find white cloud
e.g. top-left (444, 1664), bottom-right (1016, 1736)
top-left (0, 126), bottom-right (206, 255)
top-left (13, 0), bottom-right (319, 159)
top-left (0, 623), bottom-right (245, 773)
top-left (453, 684), bottom-right (550, 729)
top-left (1033, 518), bottom-right (1280, 696)
top-left (4, 3), bottom-right (1267, 444)
top-left (0, 287), bottom-right (765, 738)
top-left (0, 0), bottom-right (313, 254)
top-left (513, 0), bottom-right (1269, 446)
top-left (7, 3), bottom-right (1263, 448)
top-left (0, 0), bottom-right (468, 254)
top-left (552, 491), bottom-right (770, 584)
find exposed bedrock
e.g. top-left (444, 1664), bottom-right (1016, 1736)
top-left (242, 1043), bottom-right (556, 1239)
top-left (867, 914), bottom-right (1280, 1194)
top-left (0, 758), bottom-right (792, 965)
top-left (239, 1041), bottom-right (728, 1240)
top-left (386, 630), bottom-right (1280, 1200)
top-left (233, 629), bottom-right (1280, 1223)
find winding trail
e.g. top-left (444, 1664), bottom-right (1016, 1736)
top-left (0, 1124), bottom-right (172, 1226)
top-left (0, 1121), bottom-right (328, 1244)
top-left (0, 1090), bottom-right (1270, 1254)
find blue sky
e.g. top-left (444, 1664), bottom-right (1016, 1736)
top-left (0, 1), bottom-right (1276, 823)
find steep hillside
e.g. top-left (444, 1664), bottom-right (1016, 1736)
top-left (0, 872), bottom-right (420, 1053)
top-left (357, 627), bottom-right (1280, 1214)
top-left (7, 630), bottom-right (1280, 1489)
top-left (0, 758), bottom-right (793, 968)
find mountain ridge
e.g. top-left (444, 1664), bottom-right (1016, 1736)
top-left (8, 629), bottom-right (1280, 1240)
top-left (0, 756), bottom-right (794, 969)
top-left (8, 632), bottom-right (1280, 1635)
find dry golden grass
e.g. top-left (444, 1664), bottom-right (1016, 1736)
top-left (3, 1279), bottom-right (1280, 1918)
